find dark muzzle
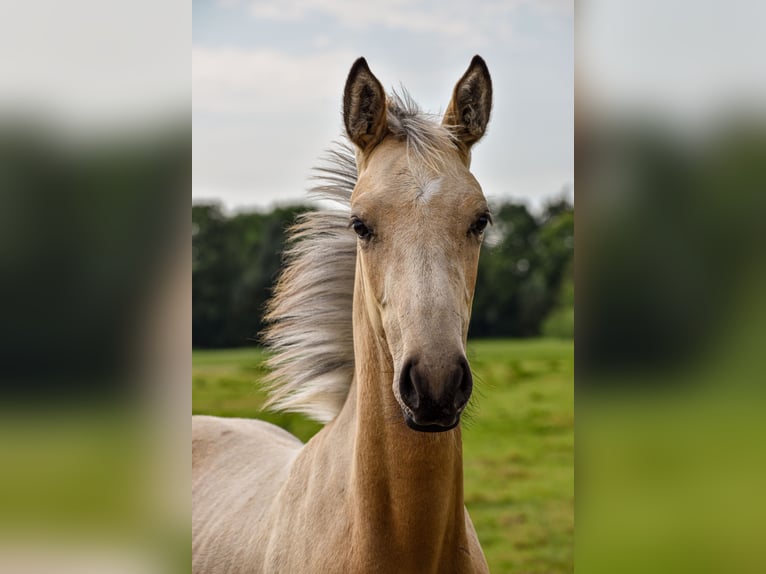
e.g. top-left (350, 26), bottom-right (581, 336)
top-left (398, 354), bottom-right (473, 432)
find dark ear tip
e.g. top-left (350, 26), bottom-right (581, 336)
top-left (470, 55), bottom-right (490, 75)
top-left (349, 57), bottom-right (370, 77)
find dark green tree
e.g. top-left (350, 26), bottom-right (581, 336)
top-left (192, 203), bottom-right (311, 348)
top-left (471, 199), bottom-right (574, 338)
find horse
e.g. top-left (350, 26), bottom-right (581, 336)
top-left (193, 55), bottom-right (494, 574)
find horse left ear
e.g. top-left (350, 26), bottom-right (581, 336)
top-left (443, 55), bottom-right (493, 158)
top-left (343, 58), bottom-right (388, 154)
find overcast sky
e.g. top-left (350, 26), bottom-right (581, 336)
top-left (192, 0), bottom-right (574, 212)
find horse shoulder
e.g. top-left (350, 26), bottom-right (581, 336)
top-left (192, 415), bottom-right (301, 472)
top-left (192, 415), bottom-right (303, 574)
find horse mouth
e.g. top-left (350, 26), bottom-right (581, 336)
top-left (403, 412), bottom-right (460, 433)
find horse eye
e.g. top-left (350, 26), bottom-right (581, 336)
top-left (351, 218), bottom-right (372, 239)
top-left (470, 214), bottom-right (490, 235)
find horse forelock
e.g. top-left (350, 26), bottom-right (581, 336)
top-left (387, 89), bottom-right (459, 176)
top-left (262, 91), bottom-right (460, 425)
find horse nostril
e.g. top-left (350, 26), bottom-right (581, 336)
top-left (399, 358), bottom-right (420, 410)
top-left (455, 357), bottom-right (473, 410)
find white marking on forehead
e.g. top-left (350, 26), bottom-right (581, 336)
top-left (417, 177), bottom-right (443, 203)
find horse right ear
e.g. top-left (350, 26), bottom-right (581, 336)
top-left (442, 55), bottom-right (493, 159)
top-left (343, 58), bottom-right (388, 154)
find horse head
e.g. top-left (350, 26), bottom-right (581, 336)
top-left (344, 57), bottom-right (493, 432)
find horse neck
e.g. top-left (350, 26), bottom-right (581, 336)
top-left (345, 273), bottom-right (469, 571)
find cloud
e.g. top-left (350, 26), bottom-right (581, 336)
top-left (192, 46), bottom-right (357, 114)
top-left (193, 46), bottom-right (360, 208)
top-left (232, 0), bottom-right (572, 42)
top-left (249, 0), bottom-right (470, 36)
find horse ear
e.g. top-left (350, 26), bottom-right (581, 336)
top-left (443, 55), bottom-right (493, 156)
top-left (343, 58), bottom-right (388, 153)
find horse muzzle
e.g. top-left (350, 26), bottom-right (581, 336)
top-left (398, 354), bottom-right (473, 433)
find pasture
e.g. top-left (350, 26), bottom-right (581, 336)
top-left (192, 338), bottom-right (573, 573)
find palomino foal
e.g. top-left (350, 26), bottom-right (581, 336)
top-left (193, 56), bottom-right (493, 574)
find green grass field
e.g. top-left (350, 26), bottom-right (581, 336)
top-left (193, 338), bottom-right (573, 573)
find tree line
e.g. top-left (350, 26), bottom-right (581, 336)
top-left (193, 198), bottom-right (574, 348)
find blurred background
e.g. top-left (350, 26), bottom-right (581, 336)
top-left (578, 1), bottom-right (766, 573)
top-left (0, 1), bottom-right (190, 573)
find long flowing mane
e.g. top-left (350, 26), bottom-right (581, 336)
top-left (261, 91), bottom-right (457, 423)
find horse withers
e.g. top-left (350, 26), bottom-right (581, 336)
top-left (193, 56), bottom-right (493, 574)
